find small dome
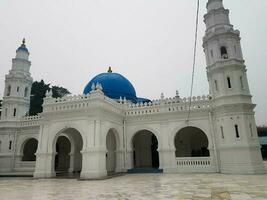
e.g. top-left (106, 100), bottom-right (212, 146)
top-left (16, 38), bottom-right (29, 53)
top-left (83, 69), bottom-right (138, 102)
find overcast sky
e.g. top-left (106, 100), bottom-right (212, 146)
top-left (0, 0), bottom-right (266, 125)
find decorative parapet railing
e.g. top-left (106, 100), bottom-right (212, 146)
top-left (42, 91), bottom-right (124, 115)
top-left (176, 157), bottom-right (211, 167)
top-left (41, 90), bottom-right (211, 117)
top-left (126, 95), bottom-right (211, 116)
top-left (20, 115), bottom-right (41, 127)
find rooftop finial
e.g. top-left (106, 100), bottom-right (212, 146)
top-left (108, 66), bottom-right (113, 73)
top-left (22, 38), bottom-right (25, 45)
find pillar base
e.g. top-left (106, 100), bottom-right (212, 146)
top-left (80, 170), bottom-right (107, 179)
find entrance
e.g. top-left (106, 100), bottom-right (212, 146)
top-left (132, 130), bottom-right (159, 169)
top-left (106, 129), bottom-right (117, 174)
top-left (54, 128), bottom-right (83, 177)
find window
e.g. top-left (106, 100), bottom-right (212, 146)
top-left (227, 77), bottom-right (232, 88)
top-left (234, 45), bottom-right (237, 54)
top-left (0, 141), bottom-right (1, 152)
top-left (24, 87), bottom-right (28, 97)
top-left (250, 124), bottom-right (253, 137)
top-left (9, 141), bottom-right (12, 150)
top-left (6, 85), bottom-right (11, 96)
top-left (220, 46), bottom-right (228, 59)
top-left (13, 108), bottom-right (17, 117)
top-left (214, 80), bottom-right (218, 91)
top-left (17, 86), bottom-right (20, 93)
top-left (5, 108), bottom-right (7, 117)
top-left (210, 49), bottom-right (214, 58)
top-left (220, 126), bottom-right (224, 139)
top-left (240, 76), bottom-right (244, 89)
top-left (235, 125), bottom-right (240, 138)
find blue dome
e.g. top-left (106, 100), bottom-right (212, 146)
top-left (16, 44), bottom-right (29, 53)
top-left (83, 71), bottom-right (138, 102)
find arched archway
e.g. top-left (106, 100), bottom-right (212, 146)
top-left (132, 130), bottom-right (159, 169)
top-left (55, 136), bottom-right (71, 172)
top-left (22, 138), bottom-right (38, 161)
top-left (106, 129), bottom-right (117, 174)
top-left (53, 128), bottom-right (83, 177)
top-left (174, 126), bottom-right (210, 157)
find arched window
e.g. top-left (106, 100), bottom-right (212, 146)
top-left (6, 85), bottom-right (11, 96)
top-left (13, 108), bottom-right (17, 117)
top-left (214, 80), bottom-right (218, 91)
top-left (249, 124), bottom-right (253, 137)
top-left (220, 126), bottom-right (224, 139)
top-left (227, 77), bottom-right (232, 89)
top-left (235, 125), bottom-right (240, 138)
top-left (210, 49), bottom-right (214, 58)
top-left (24, 87), bottom-right (28, 97)
top-left (240, 76), bottom-right (244, 89)
top-left (9, 141), bottom-right (12, 150)
top-left (220, 46), bottom-right (228, 59)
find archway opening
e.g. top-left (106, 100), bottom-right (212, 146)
top-left (22, 138), bottom-right (38, 161)
top-left (175, 126), bottom-right (210, 157)
top-left (54, 128), bottom-right (83, 177)
top-left (132, 130), bottom-right (159, 169)
top-left (106, 129), bottom-right (117, 174)
top-left (55, 136), bottom-right (71, 173)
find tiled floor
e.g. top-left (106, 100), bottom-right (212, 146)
top-left (0, 173), bottom-right (267, 200)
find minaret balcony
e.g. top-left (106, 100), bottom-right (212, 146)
top-left (207, 58), bottom-right (245, 73)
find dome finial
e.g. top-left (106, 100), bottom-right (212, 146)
top-left (108, 66), bottom-right (113, 73)
top-left (22, 38), bottom-right (25, 45)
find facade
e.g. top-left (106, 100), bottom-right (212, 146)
top-left (0, 0), bottom-right (265, 179)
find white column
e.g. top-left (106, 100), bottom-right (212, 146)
top-left (80, 148), bottom-right (107, 179)
top-left (34, 152), bottom-right (56, 178)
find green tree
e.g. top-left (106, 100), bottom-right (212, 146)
top-left (29, 80), bottom-right (70, 116)
top-left (52, 86), bottom-right (70, 98)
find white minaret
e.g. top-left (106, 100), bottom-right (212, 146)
top-left (1, 39), bottom-right (33, 121)
top-left (203, 0), bottom-right (265, 174)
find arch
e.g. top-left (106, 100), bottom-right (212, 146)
top-left (102, 127), bottom-right (121, 150)
top-left (24, 87), bottom-right (28, 97)
top-left (21, 138), bottom-right (38, 161)
top-left (170, 123), bottom-right (212, 149)
top-left (174, 126), bottom-right (210, 157)
top-left (55, 136), bottom-right (71, 172)
top-left (50, 124), bottom-right (86, 152)
top-left (131, 129), bottom-right (159, 169)
top-left (6, 85), bottom-right (11, 96)
top-left (106, 129), bottom-right (117, 173)
top-left (220, 46), bottom-right (228, 59)
top-left (128, 125), bottom-right (161, 150)
top-left (52, 127), bottom-right (83, 177)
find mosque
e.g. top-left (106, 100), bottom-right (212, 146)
top-left (0, 0), bottom-right (266, 179)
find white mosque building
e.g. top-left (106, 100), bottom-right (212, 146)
top-left (0, 0), bottom-right (266, 179)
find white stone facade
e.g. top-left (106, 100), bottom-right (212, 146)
top-left (0, 0), bottom-right (265, 179)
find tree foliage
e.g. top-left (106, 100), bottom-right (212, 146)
top-left (29, 80), bottom-right (70, 116)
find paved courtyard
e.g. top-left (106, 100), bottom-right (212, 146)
top-left (0, 173), bottom-right (267, 200)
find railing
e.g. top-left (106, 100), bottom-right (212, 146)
top-left (42, 90), bottom-right (211, 117)
top-left (126, 95), bottom-right (211, 116)
top-left (20, 116), bottom-right (41, 127)
top-left (176, 157), bottom-right (211, 167)
top-left (42, 91), bottom-right (124, 115)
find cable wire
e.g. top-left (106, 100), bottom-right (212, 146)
top-left (186, 0), bottom-right (200, 123)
